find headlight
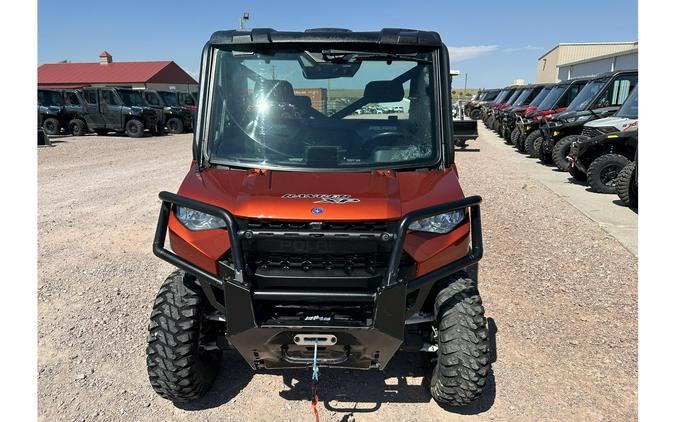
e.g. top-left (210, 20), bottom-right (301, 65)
top-left (409, 210), bottom-right (466, 234)
top-left (175, 206), bottom-right (226, 231)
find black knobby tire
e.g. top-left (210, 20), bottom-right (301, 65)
top-left (126, 119), bottom-right (145, 138)
top-left (42, 117), bottom-right (61, 136)
top-left (485, 116), bottom-right (494, 130)
top-left (429, 273), bottom-right (490, 407)
top-left (552, 135), bottom-right (577, 171)
top-left (494, 120), bottom-right (502, 136)
top-left (166, 117), bottom-right (184, 134)
top-left (470, 109), bottom-right (482, 121)
top-left (587, 153), bottom-right (630, 194)
top-left (69, 119), bottom-right (86, 136)
top-left (524, 131), bottom-right (540, 157)
top-left (510, 128), bottom-right (521, 147)
top-left (147, 270), bottom-right (222, 403)
top-left (616, 162), bottom-right (637, 207)
top-left (533, 137), bottom-right (545, 160)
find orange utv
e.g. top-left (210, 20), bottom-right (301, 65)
top-left (147, 28), bottom-right (491, 408)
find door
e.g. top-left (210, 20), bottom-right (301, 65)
top-left (81, 89), bottom-right (105, 128)
top-left (64, 91), bottom-right (83, 116)
top-left (592, 72), bottom-right (638, 109)
top-left (100, 89), bottom-right (123, 129)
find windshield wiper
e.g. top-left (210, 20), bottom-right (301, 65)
top-left (321, 50), bottom-right (431, 64)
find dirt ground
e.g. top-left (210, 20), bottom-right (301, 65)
top-left (38, 126), bottom-right (637, 421)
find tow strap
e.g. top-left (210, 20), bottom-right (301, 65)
top-left (310, 341), bottom-right (320, 422)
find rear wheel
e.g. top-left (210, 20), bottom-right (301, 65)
top-left (429, 273), bottom-right (490, 407)
top-left (616, 161), bottom-right (637, 207)
top-left (147, 270), bottom-right (222, 403)
top-left (126, 119), bottom-right (145, 138)
top-left (552, 135), bottom-right (578, 171)
top-left (587, 154), bottom-right (630, 193)
top-left (166, 117), bottom-right (184, 134)
top-left (69, 119), bottom-right (86, 136)
top-left (525, 131), bottom-right (540, 157)
top-left (470, 109), bottom-right (482, 120)
top-left (42, 117), bottom-right (60, 136)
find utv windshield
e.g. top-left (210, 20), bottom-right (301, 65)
top-left (504, 89), bottom-right (522, 105)
top-left (536, 85), bottom-right (567, 111)
top-left (159, 91), bottom-right (179, 106)
top-left (615, 85), bottom-right (638, 118)
top-left (512, 88), bottom-right (533, 107)
top-left (483, 90), bottom-right (499, 101)
top-left (566, 78), bottom-right (607, 111)
top-left (117, 89), bottom-right (146, 107)
top-left (493, 89), bottom-right (512, 104)
top-left (529, 87), bottom-right (551, 107)
top-left (38, 90), bottom-right (64, 107)
top-left (205, 46), bottom-right (439, 170)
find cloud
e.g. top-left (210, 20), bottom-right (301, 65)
top-left (447, 45), bottom-right (499, 62)
top-left (503, 45), bottom-right (544, 53)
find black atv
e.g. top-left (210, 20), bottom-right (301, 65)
top-left (538, 69), bottom-right (638, 167)
top-left (483, 86), bottom-right (517, 129)
top-left (79, 87), bottom-right (162, 137)
top-left (142, 90), bottom-right (194, 134)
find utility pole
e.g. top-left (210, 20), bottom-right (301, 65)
top-left (464, 73), bottom-right (468, 97)
top-left (240, 12), bottom-right (250, 29)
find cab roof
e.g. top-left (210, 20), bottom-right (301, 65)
top-left (208, 28), bottom-right (442, 48)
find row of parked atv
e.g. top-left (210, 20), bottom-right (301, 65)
top-left (37, 87), bottom-right (198, 138)
top-left (464, 69), bottom-right (638, 208)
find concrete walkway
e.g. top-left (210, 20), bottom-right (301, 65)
top-left (477, 123), bottom-right (638, 256)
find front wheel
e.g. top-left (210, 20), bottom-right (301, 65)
top-left (42, 117), bottom-right (61, 136)
top-left (125, 119), bottom-right (145, 138)
top-left (552, 135), bottom-right (578, 171)
top-left (616, 161), bottom-right (637, 207)
top-left (470, 109), bottom-right (482, 121)
top-left (510, 127), bottom-right (521, 147)
top-left (525, 131), bottom-right (541, 157)
top-left (428, 273), bottom-right (490, 406)
top-left (147, 270), bottom-right (222, 403)
top-left (587, 154), bottom-right (630, 194)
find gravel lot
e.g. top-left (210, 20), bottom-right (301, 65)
top-left (38, 126), bottom-right (637, 421)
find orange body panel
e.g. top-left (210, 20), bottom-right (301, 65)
top-left (168, 162), bottom-right (471, 277)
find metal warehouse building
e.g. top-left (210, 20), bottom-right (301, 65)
top-left (535, 42), bottom-right (638, 83)
top-left (38, 51), bottom-right (198, 92)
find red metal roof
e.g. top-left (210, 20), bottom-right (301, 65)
top-left (38, 61), bottom-right (197, 85)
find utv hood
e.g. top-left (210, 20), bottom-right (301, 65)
top-left (177, 164), bottom-right (465, 221)
top-left (584, 116), bottom-right (637, 131)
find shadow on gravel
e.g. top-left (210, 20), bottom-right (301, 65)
top-left (456, 148), bottom-right (481, 153)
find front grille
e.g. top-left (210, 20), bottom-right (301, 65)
top-left (581, 127), bottom-right (606, 138)
top-left (227, 218), bottom-right (414, 291)
top-left (243, 219), bottom-right (389, 232)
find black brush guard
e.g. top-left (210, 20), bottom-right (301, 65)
top-left (153, 191), bottom-right (483, 370)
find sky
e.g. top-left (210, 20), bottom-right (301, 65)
top-left (38, 0), bottom-right (637, 88)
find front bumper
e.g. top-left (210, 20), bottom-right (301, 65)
top-left (152, 192), bottom-right (483, 370)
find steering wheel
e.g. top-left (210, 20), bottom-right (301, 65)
top-left (359, 131), bottom-right (412, 158)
